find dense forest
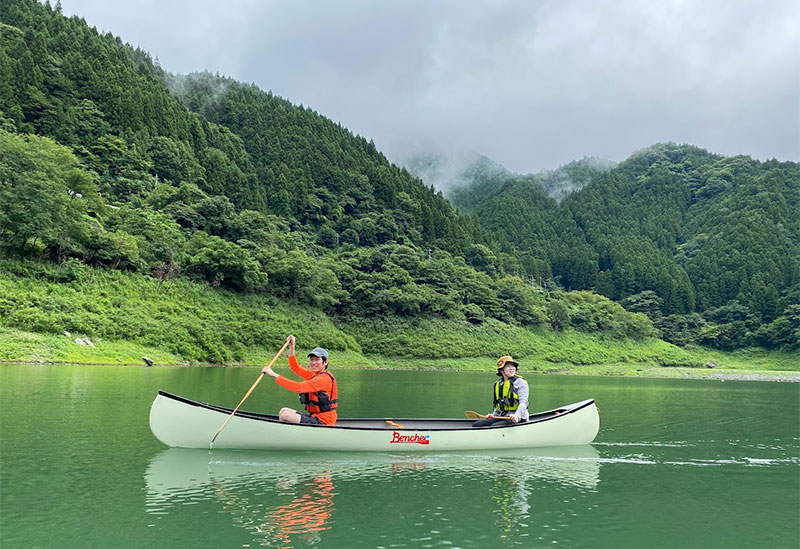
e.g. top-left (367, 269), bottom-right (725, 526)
top-left (413, 146), bottom-right (799, 350)
top-left (0, 0), bottom-right (796, 363)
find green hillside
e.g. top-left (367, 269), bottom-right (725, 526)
top-left (433, 145), bottom-right (800, 351)
top-left (0, 0), bottom-right (796, 370)
top-left (0, 0), bottom-right (656, 359)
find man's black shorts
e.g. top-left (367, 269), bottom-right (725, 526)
top-left (298, 413), bottom-right (324, 425)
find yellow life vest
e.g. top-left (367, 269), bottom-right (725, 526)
top-left (493, 375), bottom-right (523, 413)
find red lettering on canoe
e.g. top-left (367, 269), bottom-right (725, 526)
top-left (389, 431), bottom-right (430, 445)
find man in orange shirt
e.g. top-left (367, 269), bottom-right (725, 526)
top-left (261, 335), bottom-right (338, 425)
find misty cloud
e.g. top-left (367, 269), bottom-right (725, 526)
top-left (61, 0), bottom-right (799, 173)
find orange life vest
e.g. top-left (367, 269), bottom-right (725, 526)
top-left (299, 371), bottom-right (338, 415)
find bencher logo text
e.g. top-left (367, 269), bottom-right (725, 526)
top-left (390, 431), bottom-right (430, 445)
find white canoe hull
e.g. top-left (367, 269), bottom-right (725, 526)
top-left (149, 391), bottom-right (600, 451)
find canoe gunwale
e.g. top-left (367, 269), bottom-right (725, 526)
top-left (156, 389), bottom-right (594, 432)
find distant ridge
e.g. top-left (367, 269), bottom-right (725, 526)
top-left (400, 151), bottom-right (616, 207)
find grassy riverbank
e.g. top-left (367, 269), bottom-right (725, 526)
top-left (2, 325), bottom-right (796, 381)
top-left (1, 259), bottom-right (796, 381)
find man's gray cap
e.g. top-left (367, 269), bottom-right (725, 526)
top-left (307, 347), bottom-right (329, 360)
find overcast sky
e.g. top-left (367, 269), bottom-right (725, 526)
top-left (61, 0), bottom-right (799, 174)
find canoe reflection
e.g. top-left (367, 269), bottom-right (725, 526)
top-left (145, 446), bottom-right (599, 546)
top-left (146, 446), bottom-right (599, 497)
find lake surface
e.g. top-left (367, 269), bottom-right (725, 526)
top-left (1, 364), bottom-right (798, 548)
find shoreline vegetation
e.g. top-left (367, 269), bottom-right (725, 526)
top-left (1, 258), bottom-right (797, 383)
top-left (2, 327), bottom-right (796, 383)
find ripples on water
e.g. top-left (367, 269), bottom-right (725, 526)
top-left (3, 367), bottom-right (798, 548)
top-left (144, 447), bottom-right (604, 547)
top-left (595, 439), bottom-right (800, 467)
top-left (143, 435), bottom-right (799, 548)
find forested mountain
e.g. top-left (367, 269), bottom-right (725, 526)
top-left (0, 0), bottom-right (795, 360)
top-left (0, 0), bottom-right (656, 358)
top-left (416, 156), bottom-right (616, 289)
top-left (166, 72), bottom-right (485, 254)
top-left (438, 143), bottom-right (800, 349)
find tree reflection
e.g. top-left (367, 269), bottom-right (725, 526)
top-left (491, 474), bottom-right (531, 539)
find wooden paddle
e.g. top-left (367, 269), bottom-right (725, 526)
top-left (211, 337), bottom-right (292, 445)
top-left (464, 410), bottom-right (512, 420)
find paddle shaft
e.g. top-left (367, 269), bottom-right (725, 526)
top-left (211, 337), bottom-right (291, 444)
top-left (465, 410), bottom-right (512, 420)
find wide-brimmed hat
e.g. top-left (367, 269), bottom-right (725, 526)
top-left (496, 355), bottom-right (519, 370)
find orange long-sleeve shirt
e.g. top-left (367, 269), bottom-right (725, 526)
top-left (274, 354), bottom-right (337, 425)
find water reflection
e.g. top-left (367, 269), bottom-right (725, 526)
top-left (214, 472), bottom-right (334, 547)
top-left (145, 446), bottom-right (600, 546)
top-left (492, 473), bottom-right (531, 539)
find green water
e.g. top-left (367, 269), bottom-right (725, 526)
top-left (1, 364), bottom-right (798, 548)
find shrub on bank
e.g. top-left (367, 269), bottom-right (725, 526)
top-left (337, 315), bottom-right (698, 368)
top-left (0, 258), bottom-right (360, 362)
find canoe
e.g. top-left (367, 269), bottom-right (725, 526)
top-left (149, 390), bottom-right (600, 451)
